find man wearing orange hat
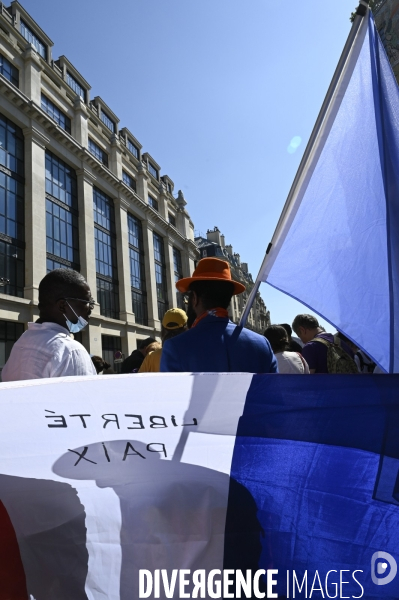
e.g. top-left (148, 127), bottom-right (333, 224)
top-left (160, 258), bottom-right (278, 373)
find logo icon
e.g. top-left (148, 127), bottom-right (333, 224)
top-left (371, 552), bottom-right (397, 585)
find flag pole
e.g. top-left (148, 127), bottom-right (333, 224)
top-left (239, 0), bottom-right (370, 328)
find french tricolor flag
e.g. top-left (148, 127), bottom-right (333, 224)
top-left (0, 373), bottom-right (398, 599)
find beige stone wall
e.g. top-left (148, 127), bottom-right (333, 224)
top-left (0, 3), bottom-right (198, 367)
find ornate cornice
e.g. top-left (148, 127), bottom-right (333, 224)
top-left (22, 125), bottom-right (49, 149)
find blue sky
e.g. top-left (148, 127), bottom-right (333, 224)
top-left (23, 0), bottom-right (357, 331)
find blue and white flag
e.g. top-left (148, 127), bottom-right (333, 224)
top-left (0, 373), bottom-right (399, 599)
top-left (258, 10), bottom-right (399, 373)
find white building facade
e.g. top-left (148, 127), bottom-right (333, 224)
top-left (0, 1), bottom-right (198, 370)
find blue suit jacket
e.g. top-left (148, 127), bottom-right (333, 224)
top-left (160, 314), bottom-right (278, 373)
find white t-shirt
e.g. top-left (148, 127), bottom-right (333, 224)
top-left (276, 351), bottom-right (310, 374)
top-left (1, 322), bottom-right (96, 382)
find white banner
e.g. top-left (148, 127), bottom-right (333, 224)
top-left (0, 373), bottom-right (253, 600)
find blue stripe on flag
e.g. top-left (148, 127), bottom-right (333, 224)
top-left (226, 374), bottom-right (399, 598)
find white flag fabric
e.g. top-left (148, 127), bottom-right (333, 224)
top-left (259, 12), bottom-right (399, 373)
top-left (0, 373), bottom-right (252, 600)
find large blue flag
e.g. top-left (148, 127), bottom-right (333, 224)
top-left (258, 10), bottom-right (399, 373)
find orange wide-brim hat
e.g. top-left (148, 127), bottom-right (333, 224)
top-left (176, 257), bottom-right (246, 295)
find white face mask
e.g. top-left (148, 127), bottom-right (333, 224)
top-left (64, 301), bottom-right (88, 334)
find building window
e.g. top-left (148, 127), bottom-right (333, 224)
top-left (0, 115), bottom-right (24, 176)
top-left (173, 247), bottom-right (184, 309)
top-left (0, 321), bottom-right (24, 374)
top-left (93, 187), bottom-right (119, 319)
top-left (0, 54), bottom-right (18, 87)
top-left (45, 151), bottom-right (77, 208)
top-left (127, 139), bottom-right (139, 159)
top-left (102, 335), bottom-right (122, 374)
top-left (128, 214), bottom-right (147, 326)
top-left (0, 172), bottom-right (24, 241)
top-left (153, 232), bottom-right (168, 321)
top-left (41, 94), bottom-right (71, 134)
top-left (66, 71), bottom-right (85, 102)
top-left (20, 20), bottom-right (46, 59)
top-left (94, 228), bottom-right (115, 278)
top-left (45, 151), bottom-right (79, 271)
top-left (148, 195), bottom-right (158, 211)
top-left (168, 213), bottom-right (176, 227)
top-left (122, 171), bottom-right (136, 192)
top-left (88, 138), bottom-right (108, 167)
top-left (46, 257), bottom-right (75, 272)
top-left (148, 162), bottom-right (158, 179)
top-left (0, 113), bottom-right (24, 298)
top-left (101, 110), bottom-right (115, 133)
top-left (167, 183), bottom-right (172, 193)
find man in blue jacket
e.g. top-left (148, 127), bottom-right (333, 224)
top-left (160, 257), bottom-right (278, 373)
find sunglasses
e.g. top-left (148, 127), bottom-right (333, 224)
top-left (63, 297), bottom-right (95, 310)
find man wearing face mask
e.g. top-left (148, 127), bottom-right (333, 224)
top-left (1, 269), bottom-right (96, 381)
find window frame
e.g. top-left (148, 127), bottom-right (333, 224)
top-left (122, 170), bottom-right (137, 192)
top-left (41, 94), bottom-right (71, 134)
top-left (128, 213), bottom-right (148, 326)
top-left (93, 187), bottom-right (119, 319)
top-left (173, 247), bottom-right (185, 309)
top-left (101, 109), bottom-right (115, 133)
top-left (20, 20), bottom-right (47, 59)
top-left (66, 71), bottom-right (86, 102)
top-left (153, 231), bottom-right (168, 321)
top-left (45, 150), bottom-right (79, 272)
top-left (88, 138), bottom-right (109, 167)
top-left (0, 53), bottom-right (19, 87)
top-left (0, 112), bottom-right (25, 298)
top-left (148, 162), bottom-right (159, 180)
top-left (148, 195), bottom-right (159, 211)
top-left (102, 335), bottom-right (122, 374)
top-left (127, 139), bottom-right (139, 159)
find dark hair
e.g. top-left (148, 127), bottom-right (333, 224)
top-left (292, 314), bottom-right (319, 335)
top-left (264, 325), bottom-right (289, 353)
top-left (39, 269), bottom-right (87, 310)
top-left (138, 337), bottom-right (156, 350)
top-left (280, 323), bottom-right (292, 337)
top-left (91, 355), bottom-right (110, 374)
top-left (162, 325), bottom-right (187, 343)
top-left (189, 280), bottom-right (234, 310)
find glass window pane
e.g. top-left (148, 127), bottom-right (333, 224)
top-left (153, 232), bottom-right (168, 320)
top-left (21, 21), bottom-right (46, 59)
top-left (101, 110), bottom-right (115, 133)
top-left (93, 188), bottom-right (119, 319)
top-left (41, 94), bottom-right (71, 133)
top-left (45, 151), bottom-right (79, 271)
top-left (0, 114), bottom-right (24, 253)
top-left (127, 139), bottom-right (139, 158)
top-left (88, 138), bottom-right (108, 167)
top-left (66, 72), bottom-right (85, 101)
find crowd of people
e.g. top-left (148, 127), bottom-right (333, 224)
top-left (1, 258), bottom-right (380, 382)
